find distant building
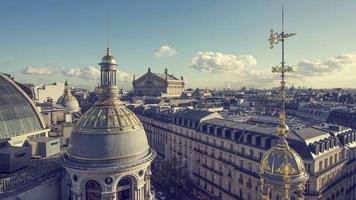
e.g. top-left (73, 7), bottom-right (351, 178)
top-left (327, 108), bottom-right (356, 129)
top-left (34, 82), bottom-right (65, 103)
top-left (133, 68), bottom-right (184, 97)
top-left (192, 88), bottom-right (212, 98)
top-left (56, 80), bottom-right (80, 113)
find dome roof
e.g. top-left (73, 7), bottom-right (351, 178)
top-left (260, 123), bottom-right (309, 189)
top-left (261, 144), bottom-right (308, 179)
top-left (57, 81), bottom-right (80, 113)
top-left (0, 73), bottom-right (45, 141)
top-left (60, 48), bottom-right (155, 170)
top-left (62, 97), bottom-right (154, 169)
top-left (100, 48), bottom-right (118, 66)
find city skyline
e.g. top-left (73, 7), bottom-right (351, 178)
top-left (1, 0), bottom-right (356, 89)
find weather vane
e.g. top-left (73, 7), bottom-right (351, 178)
top-left (269, 5), bottom-right (296, 120)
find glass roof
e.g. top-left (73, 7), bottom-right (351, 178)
top-left (0, 74), bottom-right (44, 140)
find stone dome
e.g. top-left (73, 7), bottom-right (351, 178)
top-left (67, 103), bottom-right (151, 163)
top-left (57, 81), bottom-right (80, 113)
top-left (60, 48), bottom-right (155, 170)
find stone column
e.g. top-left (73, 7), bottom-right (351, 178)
top-left (72, 191), bottom-right (82, 200)
top-left (101, 192), bottom-right (116, 200)
top-left (296, 186), bottom-right (305, 200)
top-left (134, 188), bottom-right (139, 200)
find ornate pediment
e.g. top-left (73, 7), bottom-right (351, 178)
top-left (134, 72), bottom-right (167, 88)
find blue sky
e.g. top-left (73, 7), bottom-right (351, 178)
top-left (1, 0), bottom-right (356, 89)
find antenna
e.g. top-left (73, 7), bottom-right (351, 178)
top-left (282, 5), bottom-right (284, 33)
top-left (106, 11), bottom-right (111, 49)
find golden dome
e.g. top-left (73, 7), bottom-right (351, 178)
top-left (100, 48), bottom-right (118, 66)
top-left (260, 136), bottom-right (309, 193)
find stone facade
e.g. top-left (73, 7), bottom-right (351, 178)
top-left (34, 82), bottom-right (65, 103)
top-left (133, 68), bottom-right (184, 97)
top-left (133, 107), bottom-right (356, 200)
top-left (66, 161), bottom-right (153, 200)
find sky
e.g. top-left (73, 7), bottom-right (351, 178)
top-left (0, 0), bottom-right (356, 90)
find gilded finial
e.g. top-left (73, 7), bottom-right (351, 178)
top-left (106, 48), bottom-right (112, 56)
top-left (269, 4), bottom-right (296, 138)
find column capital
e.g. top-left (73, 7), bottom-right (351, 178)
top-left (72, 192), bottom-right (82, 200)
top-left (101, 191), bottom-right (116, 200)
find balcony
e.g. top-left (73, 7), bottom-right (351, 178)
top-left (202, 164), bottom-right (223, 176)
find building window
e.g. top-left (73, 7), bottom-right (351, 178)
top-left (86, 180), bottom-right (102, 200)
top-left (117, 177), bottom-right (132, 200)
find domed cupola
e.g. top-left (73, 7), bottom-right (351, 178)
top-left (260, 119), bottom-right (309, 200)
top-left (57, 80), bottom-right (80, 113)
top-left (60, 47), bottom-right (156, 200)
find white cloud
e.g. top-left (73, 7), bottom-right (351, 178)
top-left (189, 51), bottom-right (257, 73)
top-left (116, 71), bottom-right (131, 82)
top-left (297, 52), bottom-right (356, 76)
top-left (23, 66), bottom-right (52, 75)
top-left (187, 51), bottom-right (277, 88)
top-left (62, 66), bottom-right (99, 80)
top-left (62, 66), bottom-right (131, 81)
top-left (154, 45), bottom-right (177, 57)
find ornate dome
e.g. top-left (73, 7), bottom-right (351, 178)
top-left (260, 141), bottom-right (309, 186)
top-left (57, 80), bottom-right (80, 113)
top-left (260, 122), bottom-right (309, 193)
top-left (60, 48), bottom-right (155, 170)
top-left (67, 103), bottom-right (150, 163)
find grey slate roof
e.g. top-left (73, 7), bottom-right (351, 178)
top-left (173, 109), bottom-right (214, 121)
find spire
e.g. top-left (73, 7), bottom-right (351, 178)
top-left (269, 4), bottom-right (296, 141)
top-left (259, 6), bottom-right (308, 200)
top-left (164, 67), bottom-right (168, 80)
top-left (64, 80), bottom-right (70, 94)
top-left (106, 11), bottom-right (111, 49)
top-left (97, 13), bottom-right (120, 102)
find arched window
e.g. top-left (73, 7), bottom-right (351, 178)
top-left (86, 180), bottom-right (102, 200)
top-left (117, 177), bottom-right (132, 200)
